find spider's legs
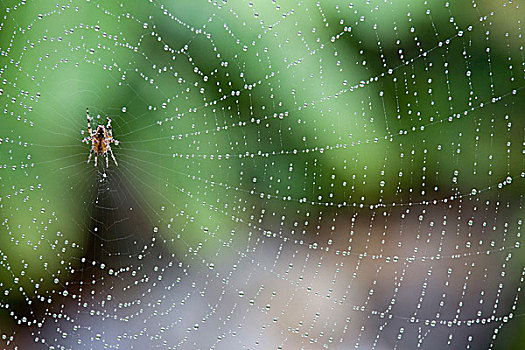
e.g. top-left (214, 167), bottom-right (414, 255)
top-left (105, 153), bottom-right (109, 168)
top-left (86, 108), bottom-right (93, 136)
top-left (106, 116), bottom-right (117, 143)
top-left (87, 149), bottom-right (94, 164)
top-left (108, 147), bottom-right (118, 166)
top-left (94, 154), bottom-right (98, 167)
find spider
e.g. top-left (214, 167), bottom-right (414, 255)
top-left (82, 108), bottom-right (119, 167)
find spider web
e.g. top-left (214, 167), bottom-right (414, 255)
top-left (1, 0), bottom-right (524, 348)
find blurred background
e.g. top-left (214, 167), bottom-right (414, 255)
top-left (0, 0), bottom-right (524, 348)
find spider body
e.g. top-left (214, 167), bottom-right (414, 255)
top-left (82, 108), bottom-right (119, 167)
